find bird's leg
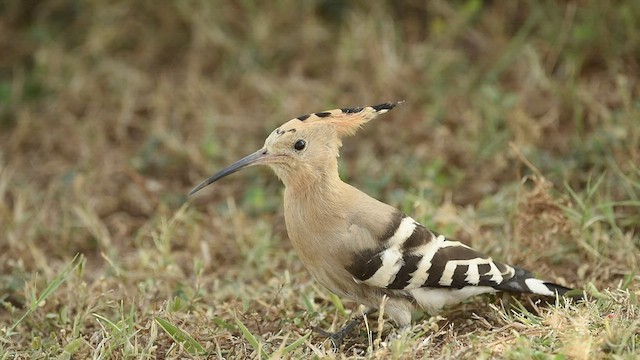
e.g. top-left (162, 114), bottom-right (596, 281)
top-left (313, 309), bottom-right (374, 348)
top-left (385, 324), bottom-right (411, 343)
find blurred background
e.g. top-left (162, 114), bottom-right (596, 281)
top-left (1, 0), bottom-right (639, 357)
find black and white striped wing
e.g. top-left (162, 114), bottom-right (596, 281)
top-left (347, 212), bottom-right (569, 297)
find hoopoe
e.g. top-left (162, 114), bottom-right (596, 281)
top-left (190, 102), bottom-right (576, 336)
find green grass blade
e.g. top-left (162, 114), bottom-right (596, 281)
top-left (281, 332), bottom-right (310, 354)
top-left (301, 293), bottom-right (315, 314)
top-left (155, 317), bottom-right (206, 355)
top-left (327, 292), bottom-right (346, 317)
top-left (7, 254), bottom-right (83, 335)
top-left (212, 316), bottom-right (236, 332)
top-left (93, 313), bottom-right (121, 332)
top-left (61, 337), bottom-right (85, 357)
top-left (620, 272), bottom-right (636, 290)
top-left (235, 317), bottom-right (268, 359)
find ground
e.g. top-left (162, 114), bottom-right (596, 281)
top-left (1, 1), bottom-right (639, 359)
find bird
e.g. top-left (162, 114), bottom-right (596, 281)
top-left (189, 101), bottom-right (578, 342)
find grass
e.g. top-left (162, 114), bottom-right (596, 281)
top-left (1, 0), bottom-right (639, 358)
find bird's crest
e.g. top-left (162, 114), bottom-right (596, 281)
top-left (292, 101), bottom-right (404, 138)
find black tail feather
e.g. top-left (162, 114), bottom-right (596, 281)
top-left (495, 267), bottom-right (582, 301)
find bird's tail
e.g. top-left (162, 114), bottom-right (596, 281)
top-left (496, 266), bottom-right (583, 300)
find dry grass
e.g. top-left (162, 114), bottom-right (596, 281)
top-left (1, 0), bottom-right (639, 358)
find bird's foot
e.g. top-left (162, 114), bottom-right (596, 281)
top-left (385, 325), bottom-right (411, 343)
top-left (313, 311), bottom-right (371, 350)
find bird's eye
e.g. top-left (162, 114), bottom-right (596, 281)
top-left (293, 139), bottom-right (306, 151)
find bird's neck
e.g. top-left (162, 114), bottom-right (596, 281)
top-left (284, 170), bottom-right (346, 203)
top-left (277, 156), bottom-right (339, 191)
top-left (282, 164), bottom-right (352, 224)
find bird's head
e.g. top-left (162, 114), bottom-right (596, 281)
top-left (189, 101), bottom-right (403, 194)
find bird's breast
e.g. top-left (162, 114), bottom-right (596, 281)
top-left (283, 207), bottom-right (355, 288)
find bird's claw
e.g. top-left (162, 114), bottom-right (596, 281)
top-left (312, 314), bottom-right (367, 350)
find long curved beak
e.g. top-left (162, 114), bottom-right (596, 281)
top-left (189, 148), bottom-right (269, 196)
